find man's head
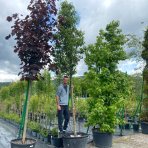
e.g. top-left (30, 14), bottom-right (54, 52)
top-left (63, 75), bottom-right (69, 85)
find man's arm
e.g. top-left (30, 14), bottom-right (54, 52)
top-left (56, 95), bottom-right (61, 110)
top-left (56, 86), bottom-right (61, 110)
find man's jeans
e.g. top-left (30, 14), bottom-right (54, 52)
top-left (58, 105), bottom-right (69, 132)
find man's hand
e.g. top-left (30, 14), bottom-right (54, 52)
top-left (57, 105), bottom-right (61, 110)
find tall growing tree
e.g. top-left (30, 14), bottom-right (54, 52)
top-left (6, 0), bottom-right (57, 144)
top-left (54, 0), bottom-right (84, 88)
top-left (84, 21), bottom-right (131, 133)
top-left (54, 1), bottom-right (84, 136)
top-left (141, 27), bottom-right (148, 123)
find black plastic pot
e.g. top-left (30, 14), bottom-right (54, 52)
top-left (26, 128), bottom-right (32, 135)
top-left (63, 132), bottom-right (88, 148)
top-left (119, 125), bottom-right (124, 129)
top-left (32, 131), bottom-right (37, 137)
top-left (51, 136), bottom-right (63, 148)
top-left (125, 123), bottom-right (130, 130)
top-left (40, 135), bottom-right (44, 141)
top-left (11, 138), bottom-right (36, 148)
top-left (133, 123), bottom-right (139, 132)
top-left (48, 133), bottom-right (52, 143)
top-left (92, 128), bottom-right (113, 148)
top-left (78, 117), bottom-right (85, 122)
top-left (141, 122), bottom-right (148, 134)
top-left (44, 137), bottom-right (48, 142)
top-left (37, 133), bottom-right (40, 139)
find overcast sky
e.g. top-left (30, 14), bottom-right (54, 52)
top-left (0, 0), bottom-right (147, 82)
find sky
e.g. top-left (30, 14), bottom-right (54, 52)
top-left (0, 0), bottom-right (147, 82)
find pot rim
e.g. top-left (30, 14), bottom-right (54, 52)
top-left (63, 132), bottom-right (88, 139)
top-left (11, 138), bottom-right (36, 145)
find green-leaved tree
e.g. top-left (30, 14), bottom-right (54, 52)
top-left (84, 21), bottom-right (131, 133)
top-left (54, 0), bottom-right (84, 89)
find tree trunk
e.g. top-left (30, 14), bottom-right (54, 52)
top-left (69, 67), bottom-right (77, 136)
top-left (22, 80), bottom-right (32, 144)
top-left (71, 85), bottom-right (77, 136)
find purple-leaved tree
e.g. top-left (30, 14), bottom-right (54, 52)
top-left (6, 0), bottom-right (58, 144)
top-left (6, 0), bottom-right (57, 80)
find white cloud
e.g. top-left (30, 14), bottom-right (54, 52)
top-left (76, 59), bottom-right (88, 76)
top-left (0, 70), bottom-right (19, 82)
top-left (71, 0), bottom-right (148, 45)
top-left (76, 59), bottom-right (143, 76)
top-left (118, 59), bottom-right (144, 74)
top-left (103, 0), bottom-right (113, 8)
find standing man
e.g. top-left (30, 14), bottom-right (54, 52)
top-left (56, 75), bottom-right (70, 134)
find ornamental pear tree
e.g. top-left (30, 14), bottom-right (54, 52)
top-left (54, 1), bottom-right (84, 85)
top-left (54, 0), bottom-right (84, 136)
top-left (6, 0), bottom-right (58, 144)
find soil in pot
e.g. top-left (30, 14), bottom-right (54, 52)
top-left (63, 132), bottom-right (88, 148)
top-left (92, 128), bottom-right (113, 148)
top-left (11, 138), bottom-right (36, 148)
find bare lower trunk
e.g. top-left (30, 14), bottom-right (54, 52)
top-left (71, 86), bottom-right (77, 136)
top-left (22, 80), bottom-right (32, 144)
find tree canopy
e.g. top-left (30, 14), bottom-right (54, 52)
top-left (6, 0), bottom-right (58, 80)
top-left (54, 1), bottom-right (84, 76)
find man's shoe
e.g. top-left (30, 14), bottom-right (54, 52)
top-left (59, 131), bottom-right (63, 137)
top-left (63, 130), bottom-right (66, 134)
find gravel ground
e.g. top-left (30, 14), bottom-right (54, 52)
top-left (112, 133), bottom-right (148, 148)
top-left (0, 118), bottom-right (148, 148)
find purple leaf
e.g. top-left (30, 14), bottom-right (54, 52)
top-left (6, 16), bottom-right (12, 22)
top-left (5, 34), bottom-right (11, 40)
